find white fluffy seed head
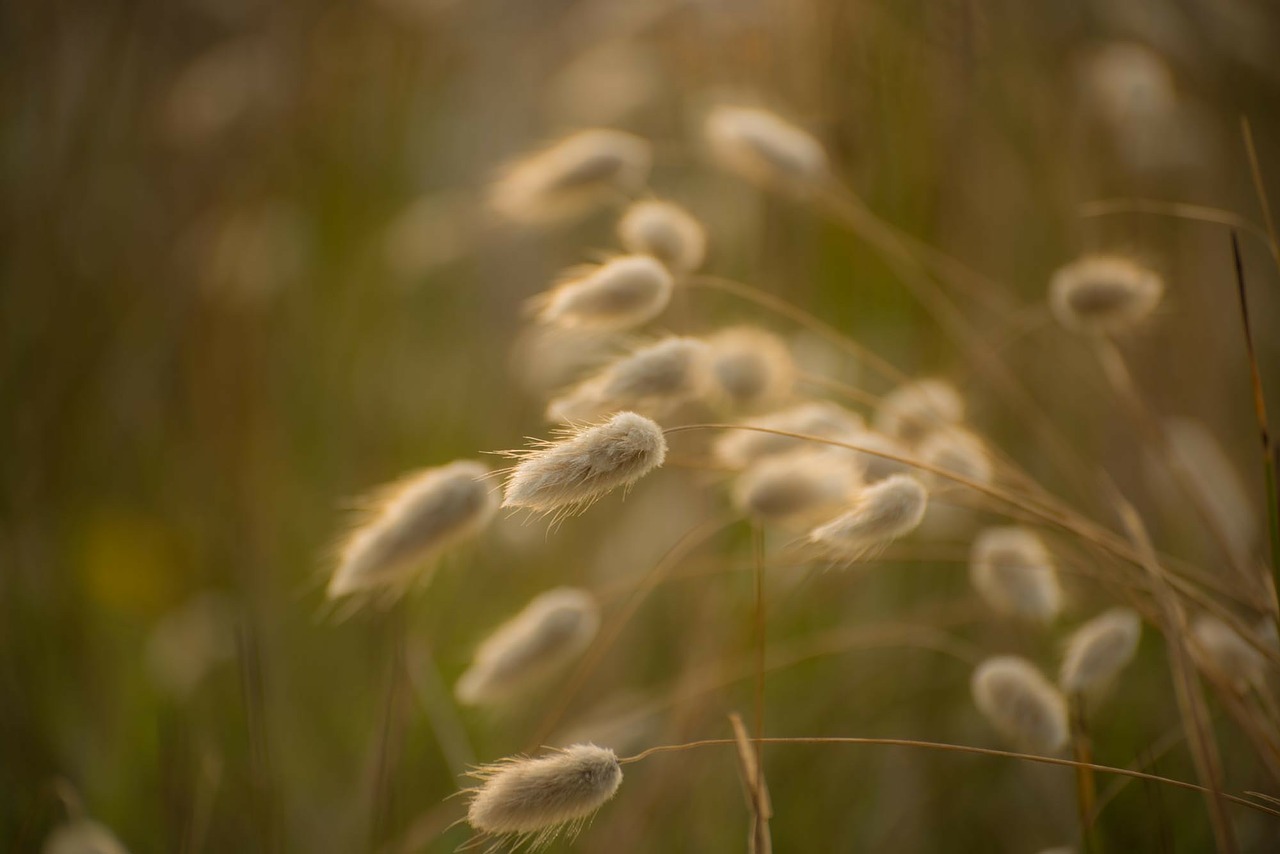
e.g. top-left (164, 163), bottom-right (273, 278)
top-left (733, 449), bottom-right (860, 529)
top-left (704, 326), bottom-right (797, 413)
top-left (534, 255), bottom-right (674, 331)
top-left (807, 474), bottom-right (928, 559)
top-left (713, 401), bottom-right (864, 468)
top-left (843, 429), bottom-right (914, 482)
top-left (456, 588), bottom-right (600, 705)
top-left (466, 744), bottom-right (622, 844)
top-left (1060, 608), bottom-right (1142, 694)
top-left (1190, 614), bottom-right (1267, 691)
top-left (1163, 418), bottom-right (1256, 561)
top-left (874, 379), bottom-right (965, 445)
top-left (617, 200), bottom-right (707, 274)
top-left (971, 656), bottom-right (1069, 754)
top-left (546, 337), bottom-right (712, 423)
top-left (969, 527), bottom-right (1062, 622)
top-left (704, 105), bottom-right (828, 191)
top-left (328, 461), bottom-right (498, 599)
top-left (917, 427), bottom-right (994, 487)
top-left (490, 129), bottom-right (652, 225)
top-left (1048, 255), bottom-right (1164, 334)
top-left (43, 820), bottom-right (130, 854)
top-left (502, 412), bottom-right (667, 516)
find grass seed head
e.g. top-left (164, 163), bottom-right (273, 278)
top-left (328, 460), bottom-right (498, 599)
top-left (704, 105), bottom-right (828, 190)
top-left (807, 474), bottom-right (928, 558)
top-left (617, 199), bottom-right (707, 274)
top-left (456, 587), bottom-right (600, 705)
top-left (1190, 614), bottom-right (1267, 691)
top-left (534, 255), bottom-right (674, 331)
top-left (705, 326), bottom-right (796, 412)
top-left (874, 379), bottom-right (965, 445)
top-left (546, 337), bottom-right (711, 423)
top-left (971, 656), bottom-right (1069, 754)
top-left (1059, 608), bottom-right (1141, 694)
top-left (502, 412), bottom-right (667, 516)
top-left (733, 449), bottom-right (860, 529)
top-left (1048, 255), bottom-right (1164, 334)
top-left (969, 526), bottom-right (1062, 622)
top-left (713, 401), bottom-right (864, 468)
top-left (490, 129), bottom-right (651, 224)
top-left (466, 744), bottom-right (623, 846)
top-left (917, 427), bottom-right (993, 487)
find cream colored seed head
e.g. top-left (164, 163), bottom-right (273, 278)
top-left (971, 656), bottom-right (1069, 754)
top-left (874, 379), bottom-right (965, 445)
top-left (456, 587), bottom-right (600, 705)
top-left (705, 326), bottom-right (796, 412)
top-left (502, 412), bottom-right (667, 516)
top-left (546, 337), bottom-right (712, 424)
top-left (466, 744), bottom-right (622, 845)
top-left (328, 460), bottom-right (498, 599)
top-left (1190, 614), bottom-right (1267, 691)
top-left (617, 200), bottom-right (707, 274)
top-left (807, 474), bottom-right (928, 559)
top-left (490, 129), bottom-right (651, 225)
top-left (969, 526), bottom-right (1061, 622)
top-left (713, 401), bottom-right (864, 468)
top-left (843, 429), bottom-right (913, 482)
top-left (918, 427), bottom-right (993, 487)
top-left (534, 255), bottom-right (674, 331)
top-left (1060, 608), bottom-right (1141, 694)
top-left (733, 449), bottom-right (860, 530)
top-left (704, 105), bottom-right (828, 190)
top-left (1048, 255), bottom-right (1164, 334)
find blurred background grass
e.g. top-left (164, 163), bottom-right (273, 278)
top-left (4, 0), bottom-right (1280, 851)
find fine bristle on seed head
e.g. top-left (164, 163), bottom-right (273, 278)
top-left (545, 337), bottom-right (712, 424)
top-left (704, 105), bottom-right (828, 190)
top-left (807, 474), bottom-right (928, 559)
top-left (713, 401), bottom-right (864, 468)
top-left (502, 412), bottom-right (667, 516)
top-left (327, 460), bottom-right (498, 599)
top-left (874, 379), bottom-right (965, 445)
top-left (971, 656), bottom-right (1069, 754)
top-left (535, 255), bottom-right (674, 331)
top-left (466, 744), bottom-right (622, 845)
top-left (969, 526), bottom-right (1061, 622)
top-left (704, 326), bottom-right (796, 412)
top-left (490, 129), bottom-right (652, 224)
top-left (456, 587), bottom-right (600, 705)
top-left (1048, 255), bottom-right (1164, 334)
top-left (732, 449), bottom-right (860, 529)
top-left (616, 199), bottom-right (707, 274)
top-left (1059, 608), bottom-right (1141, 694)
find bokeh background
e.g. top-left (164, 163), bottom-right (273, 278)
top-left (5, 0), bottom-right (1280, 851)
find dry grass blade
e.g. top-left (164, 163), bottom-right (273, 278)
top-left (729, 712), bottom-right (772, 854)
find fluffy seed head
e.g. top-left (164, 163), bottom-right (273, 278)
top-left (616, 200), bottom-right (707, 274)
top-left (456, 588), bottom-right (600, 705)
top-left (1190, 614), bottom-right (1267, 691)
top-left (969, 527), bottom-right (1062, 621)
top-left (843, 429), bottom-right (914, 482)
top-left (917, 427), bottom-right (994, 487)
top-left (1048, 255), bottom-right (1164, 334)
top-left (490, 129), bottom-right (651, 224)
top-left (502, 412), bottom-right (667, 515)
top-left (971, 656), bottom-right (1069, 754)
top-left (546, 337), bottom-right (712, 423)
top-left (874, 379), bottom-right (965, 445)
top-left (534, 255), bottom-right (674, 331)
top-left (704, 327), bottom-right (796, 412)
top-left (1060, 608), bottom-right (1141, 694)
top-left (807, 474), bottom-right (928, 558)
top-left (1163, 417), bottom-right (1256, 561)
top-left (466, 744), bottom-right (622, 844)
top-left (328, 461), bottom-right (498, 598)
top-left (704, 106), bottom-right (828, 190)
top-left (713, 401), bottom-right (864, 468)
top-left (733, 450), bottom-right (860, 529)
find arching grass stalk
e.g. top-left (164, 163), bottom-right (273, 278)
top-left (615, 736), bottom-right (1280, 820)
